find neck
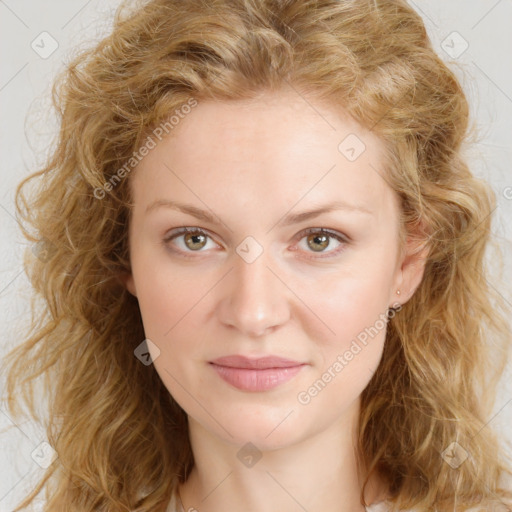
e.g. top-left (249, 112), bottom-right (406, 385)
top-left (177, 401), bottom-right (386, 512)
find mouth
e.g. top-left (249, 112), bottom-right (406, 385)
top-left (208, 355), bottom-right (307, 392)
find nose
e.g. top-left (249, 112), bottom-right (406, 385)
top-left (217, 245), bottom-right (290, 337)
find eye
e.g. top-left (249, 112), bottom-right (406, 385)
top-left (163, 227), bottom-right (218, 255)
top-left (292, 228), bottom-right (348, 259)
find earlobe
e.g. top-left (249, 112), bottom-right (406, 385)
top-left (119, 271), bottom-right (137, 297)
top-left (392, 239), bottom-right (429, 306)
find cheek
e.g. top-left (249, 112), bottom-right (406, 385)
top-left (132, 258), bottom-right (214, 339)
top-left (295, 275), bottom-right (390, 412)
top-left (303, 266), bottom-right (394, 350)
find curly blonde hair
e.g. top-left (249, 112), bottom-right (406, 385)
top-left (2, 0), bottom-right (511, 510)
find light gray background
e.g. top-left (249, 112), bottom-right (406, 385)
top-left (1, 1), bottom-right (511, 510)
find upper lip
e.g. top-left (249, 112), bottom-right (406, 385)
top-left (210, 355), bottom-right (305, 369)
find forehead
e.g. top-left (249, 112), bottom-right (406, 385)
top-left (163, 90), bottom-right (374, 161)
top-left (131, 90), bottom-right (397, 224)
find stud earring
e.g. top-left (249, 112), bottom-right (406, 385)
top-left (396, 290), bottom-right (401, 295)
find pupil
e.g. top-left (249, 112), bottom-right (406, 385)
top-left (186, 233), bottom-right (206, 249)
top-left (310, 233), bottom-right (328, 251)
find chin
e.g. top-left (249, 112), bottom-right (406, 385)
top-left (205, 403), bottom-right (309, 451)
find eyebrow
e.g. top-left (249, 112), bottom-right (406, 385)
top-left (145, 199), bottom-right (373, 226)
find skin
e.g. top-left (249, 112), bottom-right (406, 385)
top-left (122, 88), bottom-right (427, 512)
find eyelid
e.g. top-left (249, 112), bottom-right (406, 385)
top-left (295, 227), bottom-right (349, 243)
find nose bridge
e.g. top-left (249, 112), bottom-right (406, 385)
top-left (218, 237), bottom-right (289, 336)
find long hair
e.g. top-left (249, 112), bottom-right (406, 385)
top-left (2, 0), bottom-right (511, 510)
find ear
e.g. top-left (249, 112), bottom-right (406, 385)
top-left (390, 235), bottom-right (429, 307)
top-left (118, 270), bottom-right (138, 297)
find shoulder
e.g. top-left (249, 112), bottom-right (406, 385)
top-left (133, 489), bottom-right (180, 512)
top-left (165, 490), bottom-right (180, 512)
top-left (365, 502), bottom-right (485, 512)
top-left (366, 502), bottom-right (391, 512)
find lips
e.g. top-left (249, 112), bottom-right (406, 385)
top-left (209, 355), bottom-right (307, 392)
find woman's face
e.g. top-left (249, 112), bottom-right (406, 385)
top-left (123, 89), bottom-right (423, 450)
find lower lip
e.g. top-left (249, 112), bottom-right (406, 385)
top-left (210, 363), bottom-right (306, 392)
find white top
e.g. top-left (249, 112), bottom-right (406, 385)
top-left (164, 492), bottom-right (486, 511)
top-left (165, 491), bottom-right (394, 511)
top-left (136, 471), bottom-right (511, 511)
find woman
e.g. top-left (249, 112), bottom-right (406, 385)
top-left (2, 0), bottom-right (511, 510)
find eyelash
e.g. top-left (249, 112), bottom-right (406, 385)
top-left (162, 227), bottom-right (349, 260)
